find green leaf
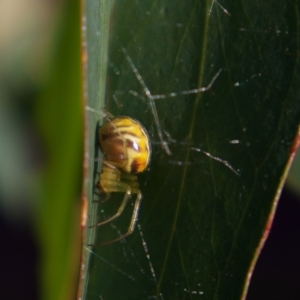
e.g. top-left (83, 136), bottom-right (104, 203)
top-left (36, 1), bottom-right (82, 300)
top-left (81, 1), bottom-right (300, 299)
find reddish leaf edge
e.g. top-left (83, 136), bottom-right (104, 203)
top-left (241, 125), bottom-right (300, 300)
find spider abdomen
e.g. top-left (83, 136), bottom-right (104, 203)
top-left (99, 117), bottom-right (151, 174)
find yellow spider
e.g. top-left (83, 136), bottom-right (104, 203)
top-left (90, 116), bottom-right (151, 245)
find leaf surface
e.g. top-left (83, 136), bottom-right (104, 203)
top-left (82, 1), bottom-right (300, 299)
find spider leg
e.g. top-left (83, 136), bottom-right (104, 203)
top-left (89, 186), bottom-right (131, 228)
top-left (100, 192), bottom-right (111, 203)
top-left (96, 190), bottom-right (142, 245)
top-left (120, 45), bottom-right (171, 155)
top-left (92, 192), bottom-right (111, 203)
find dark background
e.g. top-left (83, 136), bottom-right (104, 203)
top-left (247, 187), bottom-right (300, 300)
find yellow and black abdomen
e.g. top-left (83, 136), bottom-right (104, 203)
top-left (98, 117), bottom-right (151, 174)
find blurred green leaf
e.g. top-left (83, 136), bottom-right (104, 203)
top-left (36, 1), bottom-right (82, 300)
top-left (82, 1), bottom-right (300, 299)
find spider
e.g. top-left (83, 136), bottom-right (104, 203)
top-left (88, 46), bottom-right (221, 245)
top-left (90, 116), bottom-right (151, 245)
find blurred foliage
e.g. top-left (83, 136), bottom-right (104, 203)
top-left (35, 1), bottom-right (82, 300)
top-left (1, 0), bottom-right (82, 299)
